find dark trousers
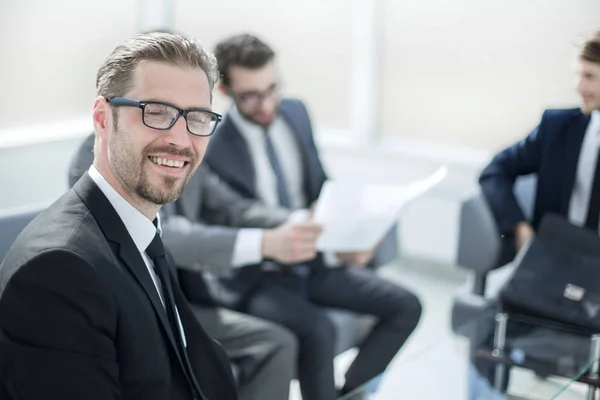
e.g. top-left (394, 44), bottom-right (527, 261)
top-left (241, 267), bottom-right (422, 400)
top-left (191, 306), bottom-right (297, 400)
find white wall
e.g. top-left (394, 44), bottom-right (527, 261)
top-left (3, 0), bottom-right (598, 152)
top-left (0, 138), bottom-right (82, 209)
top-left (379, 0), bottom-right (600, 151)
top-left (175, 0), bottom-right (355, 131)
top-left (0, 0), bottom-right (136, 130)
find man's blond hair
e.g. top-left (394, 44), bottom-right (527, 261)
top-left (96, 32), bottom-right (219, 100)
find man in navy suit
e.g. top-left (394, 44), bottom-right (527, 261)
top-left (477, 31), bottom-right (600, 388)
top-left (201, 34), bottom-right (423, 400)
top-left (480, 31), bottom-right (600, 251)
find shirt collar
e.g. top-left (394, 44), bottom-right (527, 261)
top-left (591, 110), bottom-right (600, 135)
top-left (88, 165), bottom-right (158, 254)
top-left (228, 105), bottom-right (267, 139)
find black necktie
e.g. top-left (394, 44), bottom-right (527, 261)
top-left (262, 129), bottom-right (310, 276)
top-left (585, 148), bottom-right (600, 232)
top-left (146, 232), bottom-right (203, 399)
top-left (263, 128), bottom-right (292, 208)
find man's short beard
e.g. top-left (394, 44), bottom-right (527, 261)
top-left (109, 124), bottom-right (194, 206)
top-left (136, 173), bottom-right (183, 205)
top-left (236, 101), bottom-right (279, 127)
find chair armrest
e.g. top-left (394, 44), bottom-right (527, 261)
top-left (451, 282), bottom-right (496, 334)
top-left (457, 191), bottom-right (503, 276)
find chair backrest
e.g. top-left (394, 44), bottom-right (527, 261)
top-left (456, 175), bottom-right (537, 273)
top-left (514, 174), bottom-right (537, 222)
top-left (0, 204), bottom-right (47, 263)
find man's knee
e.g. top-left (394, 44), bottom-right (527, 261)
top-left (407, 292), bottom-right (423, 321)
top-left (389, 291), bottom-right (423, 328)
top-left (269, 324), bottom-right (299, 359)
top-left (302, 313), bottom-right (337, 350)
top-left (252, 318), bottom-right (299, 358)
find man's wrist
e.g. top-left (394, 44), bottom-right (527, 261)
top-left (261, 229), bottom-right (273, 259)
top-left (515, 221), bottom-right (533, 235)
top-left (231, 228), bottom-right (265, 267)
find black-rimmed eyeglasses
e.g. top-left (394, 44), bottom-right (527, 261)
top-left (230, 82), bottom-right (281, 109)
top-left (107, 97), bottom-right (223, 137)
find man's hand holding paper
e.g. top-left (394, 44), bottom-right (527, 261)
top-left (278, 167), bottom-right (446, 268)
top-left (262, 220), bottom-right (322, 264)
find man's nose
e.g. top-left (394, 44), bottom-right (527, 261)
top-left (163, 115), bottom-right (192, 148)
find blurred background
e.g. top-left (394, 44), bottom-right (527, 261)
top-left (1, 2), bottom-right (599, 395)
top-left (2, 0), bottom-right (599, 265)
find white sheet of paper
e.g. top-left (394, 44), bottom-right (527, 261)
top-left (313, 166), bottom-right (448, 252)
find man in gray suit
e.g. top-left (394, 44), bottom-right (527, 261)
top-left (69, 133), bottom-right (315, 400)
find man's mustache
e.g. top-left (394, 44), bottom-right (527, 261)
top-left (145, 146), bottom-right (195, 159)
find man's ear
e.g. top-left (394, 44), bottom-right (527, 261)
top-left (92, 96), bottom-right (110, 140)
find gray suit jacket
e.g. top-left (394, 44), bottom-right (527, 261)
top-left (68, 133), bottom-right (291, 306)
top-left (160, 164), bottom-right (291, 276)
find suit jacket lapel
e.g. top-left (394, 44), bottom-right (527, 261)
top-left (560, 113), bottom-right (591, 213)
top-left (116, 247), bottom-right (184, 362)
top-left (173, 283), bottom-right (237, 399)
top-left (211, 101), bottom-right (318, 202)
top-left (72, 173), bottom-right (187, 374)
top-left (279, 102), bottom-right (315, 200)
top-left (213, 116), bottom-right (256, 198)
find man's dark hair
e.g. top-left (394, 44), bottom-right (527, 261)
top-left (580, 30), bottom-right (600, 64)
top-left (214, 34), bottom-right (275, 87)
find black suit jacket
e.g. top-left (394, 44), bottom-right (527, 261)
top-left (480, 108), bottom-right (592, 235)
top-left (0, 174), bottom-right (237, 400)
top-left (67, 133), bottom-right (291, 310)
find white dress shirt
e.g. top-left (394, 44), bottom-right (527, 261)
top-left (568, 110), bottom-right (600, 229)
top-left (88, 165), bottom-right (187, 346)
top-left (230, 227), bottom-right (264, 267)
top-left (229, 106), bottom-right (307, 209)
top-left (229, 106), bottom-right (342, 267)
top-left (227, 106), bottom-right (310, 268)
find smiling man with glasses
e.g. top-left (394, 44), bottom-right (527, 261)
top-left (0, 32), bottom-right (237, 400)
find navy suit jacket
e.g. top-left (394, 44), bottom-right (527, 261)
top-left (201, 99), bottom-right (328, 307)
top-left (479, 108), bottom-right (592, 235)
top-left (205, 98), bottom-right (327, 206)
top-left (203, 98), bottom-right (399, 307)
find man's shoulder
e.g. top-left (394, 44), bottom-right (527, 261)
top-left (281, 97), bottom-right (308, 113)
top-left (541, 107), bottom-right (585, 124)
top-left (280, 97), bottom-right (314, 137)
top-left (1, 191), bottom-right (108, 280)
top-left (534, 107), bottom-right (589, 143)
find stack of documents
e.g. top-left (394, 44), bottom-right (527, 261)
top-left (313, 166), bottom-right (447, 252)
